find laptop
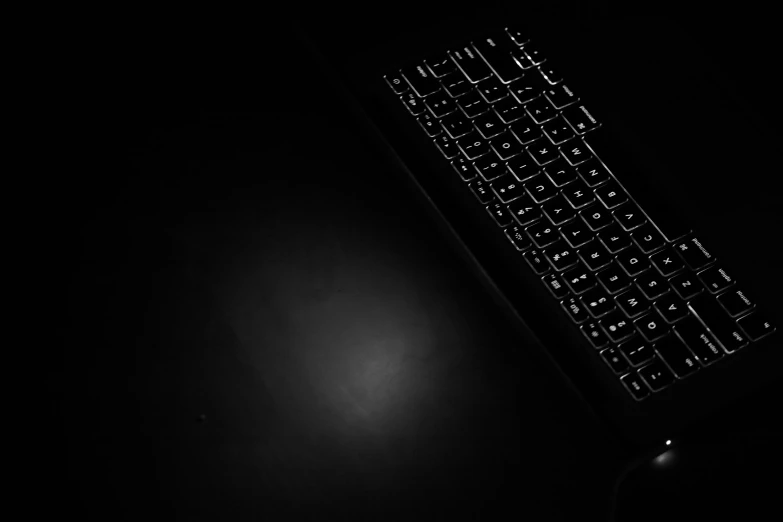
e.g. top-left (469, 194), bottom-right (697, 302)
top-left (293, 11), bottom-right (782, 460)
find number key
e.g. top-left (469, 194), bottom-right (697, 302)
top-left (457, 132), bottom-right (491, 160)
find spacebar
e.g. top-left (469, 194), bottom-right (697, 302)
top-left (584, 131), bottom-right (691, 242)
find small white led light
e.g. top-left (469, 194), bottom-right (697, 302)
top-left (665, 439), bottom-right (672, 446)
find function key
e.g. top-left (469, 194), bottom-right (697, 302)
top-left (494, 97), bottom-right (528, 124)
top-left (582, 321), bottom-right (610, 348)
top-left (562, 104), bottom-right (600, 134)
top-left (450, 45), bottom-right (493, 83)
top-left (524, 173), bottom-right (558, 203)
top-left (475, 154), bottom-right (507, 181)
top-left (577, 158), bottom-right (611, 187)
top-left (522, 43), bottom-right (546, 65)
top-left (434, 134), bottom-right (459, 159)
top-left (673, 315), bottom-right (725, 364)
top-left (619, 340), bottom-right (656, 367)
top-left (425, 90), bottom-right (457, 117)
top-left (505, 224), bottom-right (533, 251)
top-left (601, 346), bottom-right (630, 374)
top-left (385, 72), bottom-right (409, 94)
top-left (538, 65), bottom-right (562, 85)
top-left (474, 110), bottom-right (506, 139)
top-left (598, 223), bottom-right (632, 253)
top-left (716, 288), bottom-right (755, 317)
top-left (508, 75), bottom-right (543, 104)
top-left (491, 172), bottom-right (528, 202)
top-left (669, 271), bottom-right (704, 300)
top-left (402, 65), bottom-right (441, 97)
top-left (418, 112), bottom-right (442, 137)
top-left (457, 91), bottom-right (491, 118)
top-left (635, 312), bottom-right (670, 343)
top-left (621, 372), bottom-right (650, 400)
top-left (581, 286), bottom-right (615, 318)
top-left (544, 83), bottom-right (578, 109)
top-left (524, 249), bottom-right (550, 275)
top-left (505, 28), bottom-right (530, 46)
top-left (507, 152), bottom-right (540, 181)
top-left (425, 55), bottom-right (456, 78)
top-left (561, 140), bottom-right (592, 166)
top-left (597, 262), bottom-right (632, 295)
top-left (544, 240), bottom-right (580, 271)
top-left (511, 48), bottom-right (536, 69)
top-left (560, 218), bottom-right (593, 248)
top-left (595, 180), bottom-right (628, 209)
top-left (545, 159), bottom-right (578, 187)
top-left (542, 272), bottom-right (569, 299)
top-left (616, 245), bottom-right (651, 276)
top-left (563, 296), bottom-right (590, 324)
top-left (638, 358), bottom-right (675, 391)
top-left (542, 115), bottom-right (576, 145)
top-left (469, 178), bottom-right (494, 204)
top-left (631, 223), bottom-right (666, 254)
top-left (487, 201), bottom-right (514, 227)
top-left (563, 262), bottom-right (597, 294)
top-left (737, 312), bottom-right (776, 341)
top-left (441, 111), bottom-right (473, 139)
top-left (654, 334), bottom-right (699, 379)
top-left (491, 131), bottom-right (526, 160)
top-left (674, 237), bottom-right (716, 271)
top-left (441, 70), bottom-right (473, 98)
top-left (451, 157), bottom-right (476, 181)
top-left (525, 96), bottom-right (557, 124)
top-left (401, 91), bottom-right (427, 116)
top-left (698, 265), bottom-right (734, 294)
top-left (616, 286), bottom-right (650, 318)
top-left (508, 193), bottom-right (542, 225)
top-left (613, 201), bottom-right (646, 231)
top-left (654, 292), bottom-right (689, 323)
top-left (650, 247), bottom-right (685, 277)
top-left (581, 205), bottom-right (614, 231)
top-left (510, 117), bottom-right (544, 145)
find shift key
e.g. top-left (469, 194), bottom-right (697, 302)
top-left (688, 293), bottom-right (749, 352)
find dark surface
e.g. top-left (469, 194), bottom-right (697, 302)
top-left (60, 10), bottom-right (782, 521)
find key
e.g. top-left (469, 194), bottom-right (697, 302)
top-left (418, 112), bottom-right (442, 137)
top-left (581, 286), bottom-right (615, 318)
top-left (441, 70), bottom-right (473, 98)
top-left (542, 194), bottom-right (577, 225)
top-left (613, 201), bottom-right (646, 231)
top-left (450, 45), bottom-right (492, 82)
top-left (475, 154), bottom-right (507, 181)
top-left (451, 157), bottom-right (476, 181)
top-left (544, 83), bottom-right (578, 109)
top-left (582, 321), bottom-right (610, 348)
top-left (737, 312), bottom-right (776, 341)
top-left (601, 346), bottom-right (630, 374)
top-left (616, 245), bottom-right (650, 276)
top-left (689, 293), bottom-right (749, 352)
top-left (494, 97), bottom-right (528, 123)
top-left (638, 358), bottom-right (675, 391)
top-left (526, 220), bottom-right (559, 248)
top-left (674, 237), bottom-right (716, 271)
top-left (507, 151), bottom-right (539, 181)
top-left (577, 158), bottom-right (611, 187)
top-left (654, 334), bottom-right (699, 379)
top-left (636, 270), bottom-right (669, 300)
top-left (524, 173), bottom-right (558, 203)
top-left (597, 262), bottom-right (632, 294)
top-left (524, 249), bottom-right (550, 274)
top-left (401, 91), bottom-right (427, 116)
top-left (545, 159), bottom-right (578, 187)
top-left (457, 132), bottom-right (491, 160)
top-left (698, 265), bottom-right (734, 294)
top-left (581, 205), bottom-right (613, 231)
top-left (598, 223), bottom-right (632, 253)
top-left (650, 248), bottom-right (685, 277)
top-left (621, 372), bottom-right (650, 400)
top-left (579, 239), bottom-right (612, 271)
top-left (600, 310), bottom-right (636, 342)
top-left (716, 288), bottom-right (754, 317)
top-left (508, 193), bottom-right (542, 225)
top-left (457, 91), bottom-right (490, 118)
top-left (544, 240), bottom-right (579, 271)
top-left (562, 178), bottom-right (595, 208)
top-left (487, 201), bottom-right (514, 227)
top-left (616, 286), bottom-right (650, 318)
top-left (528, 142), bottom-right (560, 166)
top-left (491, 131), bottom-right (525, 160)
top-left (562, 104), bottom-right (600, 134)
top-left (440, 111), bottom-right (473, 139)
top-left (631, 223), bottom-right (666, 254)
top-left (506, 28), bottom-right (529, 46)
top-left (510, 117), bottom-right (543, 145)
top-left (385, 72), bottom-right (409, 94)
top-left (560, 218), bottom-right (593, 248)
top-left (469, 178), bottom-right (494, 204)
top-left (434, 134), bottom-right (459, 159)
top-left (595, 180), bottom-right (628, 209)
top-left (543, 273), bottom-right (569, 299)
top-left (538, 65), bottom-right (562, 85)
top-left (669, 271), bottom-right (704, 300)
top-left (425, 55), bottom-right (456, 78)
top-left (505, 224), bottom-right (533, 251)
top-left (490, 173), bottom-right (528, 202)
top-left (563, 296), bottom-right (590, 324)
top-left (542, 115), bottom-right (576, 145)
top-left (425, 90), bottom-right (457, 117)
top-left (402, 64), bottom-right (441, 97)
top-left (635, 312), bottom-right (670, 343)
top-left (473, 37), bottom-right (524, 83)
top-left (561, 140), bottom-right (592, 165)
top-left (511, 48), bottom-right (536, 69)
top-left (476, 76), bottom-right (509, 103)
top-left (522, 43), bottom-right (545, 65)
top-left (654, 293), bottom-right (689, 323)
top-left (508, 75), bottom-right (543, 104)
top-left (674, 315), bottom-right (724, 364)
top-left (619, 340), bottom-right (655, 367)
top-left (525, 96), bottom-right (557, 124)
top-left (563, 262), bottom-right (597, 294)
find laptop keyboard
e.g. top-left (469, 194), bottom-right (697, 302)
top-left (384, 28), bottom-right (776, 401)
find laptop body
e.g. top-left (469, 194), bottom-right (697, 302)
top-left (294, 11), bottom-right (782, 459)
